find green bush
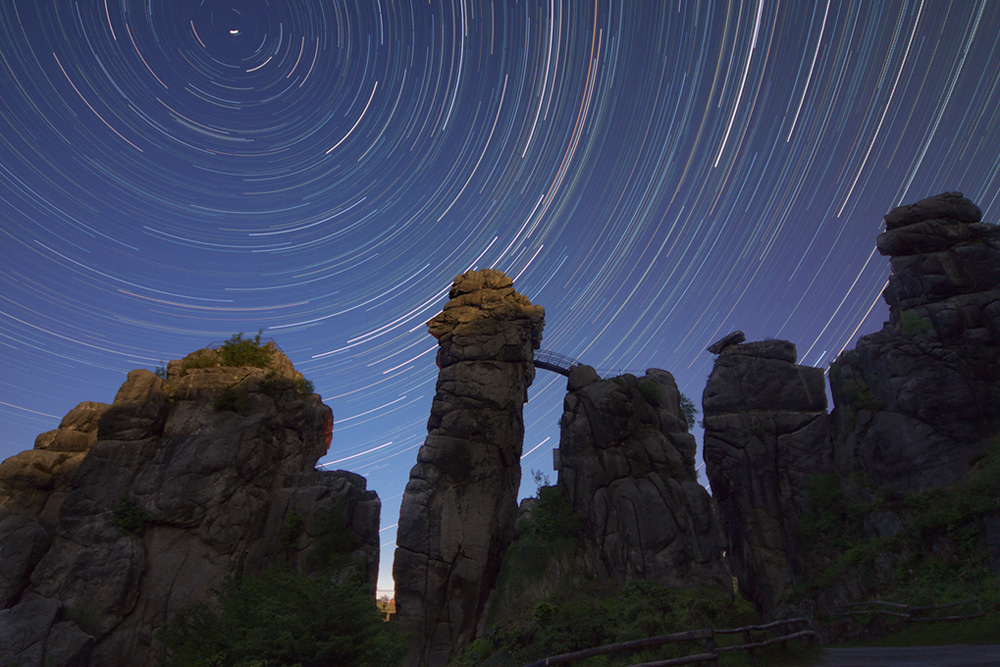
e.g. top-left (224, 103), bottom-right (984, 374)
top-left (215, 385), bottom-right (251, 414)
top-left (532, 485), bottom-right (581, 538)
top-left (111, 494), bottom-right (151, 537)
top-left (899, 310), bottom-right (933, 337)
top-left (843, 380), bottom-right (884, 412)
top-left (470, 579), bottom-right (756, 665)
top-left (639, 379), bottom-right (662, 405)
top-left (294, 377), bottom-right (315, 397)
top-left (181, 355), bottom-right (218, 374)
top-left (794, 439), bottom-right (1000, 608)
top-left (679, 393), bottom-right (697, 430)
top-left (157, 566), bottom-right (405, 667)
top-left (219, 330), bottom-right (273, 368)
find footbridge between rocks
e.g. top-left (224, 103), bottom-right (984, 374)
top-left (533, 349), bottom-right (579, 376)
top-left (533, 350), bottom-right (648, 378)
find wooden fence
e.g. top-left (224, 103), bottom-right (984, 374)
top-left (523, 618), bottom-right (815, 667)
top-left (828, 598), bottom-right (985, 623)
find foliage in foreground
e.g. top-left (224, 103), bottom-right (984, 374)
top-left (467, 482), bottom-right (758, 666)
top-left (464, 578), bottom-right (759, 666)
top-left (792, 437), bottom-right (1000, 637)
top-left (157, 566), bottom-right (406, 667)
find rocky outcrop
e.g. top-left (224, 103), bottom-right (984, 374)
top-left (393, 269), bottom-right (544, 667)
top-left (831, 192), bottom-right (1000, 491)
top-left (557, 367), bottom-right (729, 588)
top-left (701, 193), bottom-right (1000, 618)
top-left (0, 342), bottom-right (379, 667)
top-left (0, 402), bottom-right (108, 531)
top-left (702, 338), bottom-right (832, 614)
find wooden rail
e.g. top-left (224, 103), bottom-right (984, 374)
top-left (828, 598), bottom-right (984, 622)
top-left (523, 618), bottom-right (814, 667)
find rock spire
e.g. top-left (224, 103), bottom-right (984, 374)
top-left (557, 366), bottom-right (730, 588)
top-left (393, 269), bottom-right (544, 667)
top-left (702, 338), bottom-right (832, 614)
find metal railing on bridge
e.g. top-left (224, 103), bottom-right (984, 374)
top-left (533, 349), bottom-right (581, 376)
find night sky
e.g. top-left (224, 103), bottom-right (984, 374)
top-left (2, 1), bottom-right (999, 594)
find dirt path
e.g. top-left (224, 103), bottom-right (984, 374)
top-left (819, 644), bottom-right (1000, 666)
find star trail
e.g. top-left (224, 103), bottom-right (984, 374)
top-left (2, 1), bottom-right (999, 593)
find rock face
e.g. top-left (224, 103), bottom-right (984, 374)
top-left (701, 193), bottom-right (1000, 617)
top-left (393, 269), bottom-right (544, 667)
top-left (831, 192), bottom-right (1000, 491)
top-left (0, 342), bottom-right (379, 666)
top-left (557, 367), bottom-right (729, 588)
top-left (702, 338), bottom-right (832, 614)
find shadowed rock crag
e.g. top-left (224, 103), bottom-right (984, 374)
top-left (558, 365), bottom-right (729, 588)
top-left (0, 343), bottom-right (379, 666)
top-left (831, 192), bottom-right (1000, 491)
top-left (393, 269), bottom-right (544, 667)
top-left (702, 336), bottom-right (833, 615)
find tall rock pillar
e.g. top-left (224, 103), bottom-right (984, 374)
top-left (702, 336), bottom-right (832, 615)
top-left (558, 366), bottom-right (730, 589)
top-left (393, 269), bottom-right (544, 667)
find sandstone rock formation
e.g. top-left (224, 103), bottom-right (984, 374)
top-left (393, 269), bottom-right (544, 667)
top-left (702, 338), bottom-right (832, 614)
top-left (0, 341), bottom-right (379, 666)
top-left (701, 193), bottom-right (1000, 617)
top-left (831, 192), bottom-right (1000, 491)
top-left (557, 366), bottom-right (729, 588)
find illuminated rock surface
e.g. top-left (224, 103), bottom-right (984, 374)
top-left (393, 269), bottom-right (544, 667)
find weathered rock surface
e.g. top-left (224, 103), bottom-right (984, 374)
top-left (702, 194), bottom-right (1000, 618)
top-left (393, 269), bottom-right (544, 667)
top-left (702, 338), bottom-right (833, 614)
top-left (0, 343), bottom-right (379, 667)
top-left (557, 367), bottom-right (729, 588)
top-left (831, 192), bottom-right (1000, 491)
top-left (0, 401), bottom-right (108, 529)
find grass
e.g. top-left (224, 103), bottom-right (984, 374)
top-left (834, 610), bottom-right (1000, 647)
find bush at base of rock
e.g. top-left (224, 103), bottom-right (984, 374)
top-left (157, 565), bottom-right (406, 667)
top-left (790, 437), bottom-right (1000, 619)
top-left (461, 580), bottom-right (756, 666)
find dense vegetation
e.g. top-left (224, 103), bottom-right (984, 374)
top-left (794, 437), bottom-right (1000, 638)
top-left (462, 481), bottom-right (759, 666)
top-left (157, 566), bottom-right (406, 667)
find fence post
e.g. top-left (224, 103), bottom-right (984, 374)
top-left (743, 629), bottom-right (757, 666)
top-left (706, 629), bottom-right (717, 667)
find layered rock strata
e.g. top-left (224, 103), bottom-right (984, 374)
top-left (0, 343), bottom-right (379, 666)
top-left (557, 366), bottom-right (729, 588)
top-left (831, 192), bottom-right (1000, 491)
top-left (393, 269), bottom-right (544, 667)
top-left (702, 338), bottom-right (832, 614)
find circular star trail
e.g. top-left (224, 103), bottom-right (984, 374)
top-left (2, 1), bottom-right (1000, 593)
